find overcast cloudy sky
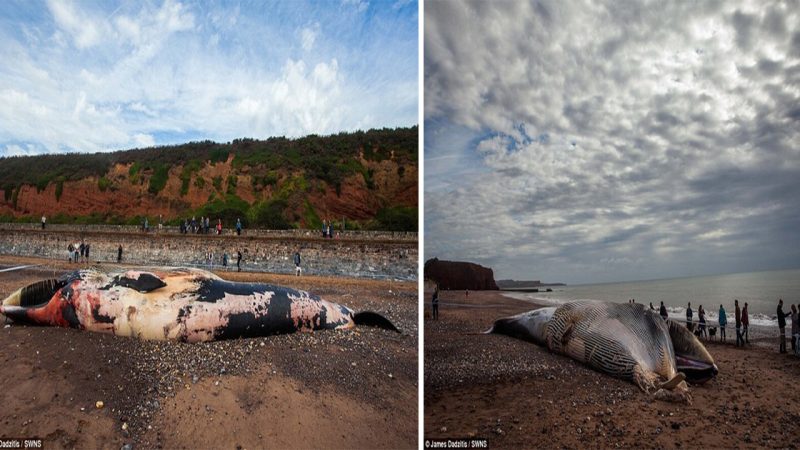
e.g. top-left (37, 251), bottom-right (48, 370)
top-left (425, 0), bottom-right (800, 285)
top-left (0, 0), bottom-right (417, 155)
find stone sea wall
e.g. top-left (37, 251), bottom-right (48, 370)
top-left (0, 225), bottom-right (418, 280)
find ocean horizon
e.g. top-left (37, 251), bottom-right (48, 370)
top-left (503, 267), bottom-right (800, 328)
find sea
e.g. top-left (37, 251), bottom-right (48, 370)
top-left (502, 268), bottom-right (800, 328)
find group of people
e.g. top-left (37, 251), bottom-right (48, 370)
top-left (321, 219), bottom-right (337, 239)
top-left (650, 298), bottom-right (798, 355)
top-left (178, 217), bottom-right (244, 236)
top-left (67, 241), bottom-right (91, 263)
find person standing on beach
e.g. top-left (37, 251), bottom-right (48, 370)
top-left (68, 243), bottom-right (74, 263)
top-left (777, 299), bottom-right (790, 354)
top-left (718, 304), bottom-right (727, 342)
top-left (735, 299), bottom-right (743, 347)
top-left (742, 302), bottom-right (750, 344)
top-left (322, 219), bottom-right (328, 238)
top-left (117, 245), bottom-right (123, 263)
top-left (432, 284), bottom-right (440, 320)
top-left (236, 218), bottom-right (242, 236)
top-left (236, 250), bottom-right (242, 272)
top-left (686, 302), bottom-right (693, 330)
top-left (85, 243), bottom-right (90, 263)
top-left (790, 304), bottom-right (798, 355)
top-left (659, 301), bottom-right (668, 320)
top-left (698, 305), bottom-right (707, 339)
top-left (41, 215), bottom-right (46, 229)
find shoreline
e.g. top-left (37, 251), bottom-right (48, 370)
top-left (424, 289), bottom-right (800, 448)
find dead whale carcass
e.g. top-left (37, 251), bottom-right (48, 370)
top-left (488, 301), bottom-right (717, 402)
top-left (0, 268), bottom-right (397, 342)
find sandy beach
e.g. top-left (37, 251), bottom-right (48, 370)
top-left (424, 289), bottom-right (800, 448)
top-left (0, 256), bottom-right (417, 450)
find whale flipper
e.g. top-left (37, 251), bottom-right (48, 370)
top-left (113, 272), bottom-right (167, 293)
top-left (353, 311), bottom-right (399, 332)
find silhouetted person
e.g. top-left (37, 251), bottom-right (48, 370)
top-left (649, 302), bottom-right (654, 311)
top-left (686, 302), bottom-right (693, 330)
top-left (117, 245), bottom-right (123, 263)
top-left (659, 301), bottom-right (668, 320)
top-left (41, 215), bottom-right (46, 229)
top-left (735, 299), bottom-right (743, 347)
top-left (432, 284), bottom-right (440, 320)
top-left (790, 304), bottom-right (798, 355)
top-left (777, 299), bottom-right (790, 354)
top-left (698, 305), bottom-right (706, 339)
top-left (742, 302), bottom-right (749, 344)
top-left (236, 250), bottom-right (242, 272)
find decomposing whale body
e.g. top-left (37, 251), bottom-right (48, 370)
top-left (0, 268), bottom-right (398, 342)
top-left (488, 301), bottom-right (717, 402)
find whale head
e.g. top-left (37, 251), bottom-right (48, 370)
top-left (487, 307), bottom-right (557, 345)
top-left (667, 320), bottom-right (718, 384)
top-left (1, 279), bottom-right (66, 324)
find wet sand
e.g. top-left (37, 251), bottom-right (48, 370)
top-left (0, 256), bottom-right (417, 449)
top-left (424, 290), bottom-right (800, 448)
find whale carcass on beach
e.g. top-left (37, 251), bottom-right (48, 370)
top-left (0, 268), bottom-right (398, 342)
top-left (488, 301), bottom-right (717, 402)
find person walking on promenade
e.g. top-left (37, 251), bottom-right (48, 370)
top-left (236, 218), bottom-right (242, 236)
top-left (327, 221), bottom-right (334, 239)
top-left (236, 250), bottom-right (242, 272)
top-left (432, 284), bottom-right (440, 320)
top-left (322, 219), bottom-right (328, 238)
top-left (41, 215), bottom-right (46, 229)
top-left (158, 214), bottom-right (163, 232)
top-left (222, 252), bottom-right (228, 270)
top-left (777, 299), bottom-right (790, 354)
top-left (293, 251), bottom-right (301, 276)
top-left (735, 299), bottom-right (743, 347)
top-left (742, 302), bottom-right (750, 344)
top-left (205, 217), bottom-right (210, 234)
top-left (68, 243), bottom-right (74, 263)
top-left (686, 302), bottom-right (693, 330)
top-left (85, 243), bottom-right (90, 264)
top-left (79, 241), bottom-right (86, 264)
top-left (117, 245), bottom-right (123, 263)
top-left (659, 301), bottom-right (668, 320)
top-left (216, 219), bottom-right (222, 235)
top-left (718, 304), bottom-right (727, 342)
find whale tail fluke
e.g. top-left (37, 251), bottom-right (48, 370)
top-left (353, 311), bottom-right (399, 333)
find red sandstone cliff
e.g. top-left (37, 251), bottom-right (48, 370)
top-left (423, 258), bottom-right (499, 290)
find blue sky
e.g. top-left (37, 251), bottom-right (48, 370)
top-left (0, 0), bottom-right (418, 155)
top-left (425, 0), bottom-right (800, 285)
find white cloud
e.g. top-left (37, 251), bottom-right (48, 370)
top-left (132, 133), bottom-right (155, 148)
top-left (342, 0), bottom-right (369, 13)
top-left (1, 1), bottom-right (417, 156)
top-left (300, 22), bottom-right (320, 52)
top-left (46, 0), bottom-right (105, 49)
top-left (425, 0), bottom-right (800, 283)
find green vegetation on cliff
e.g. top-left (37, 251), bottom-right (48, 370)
top-left (0, 127), bottom-right (418, 231)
